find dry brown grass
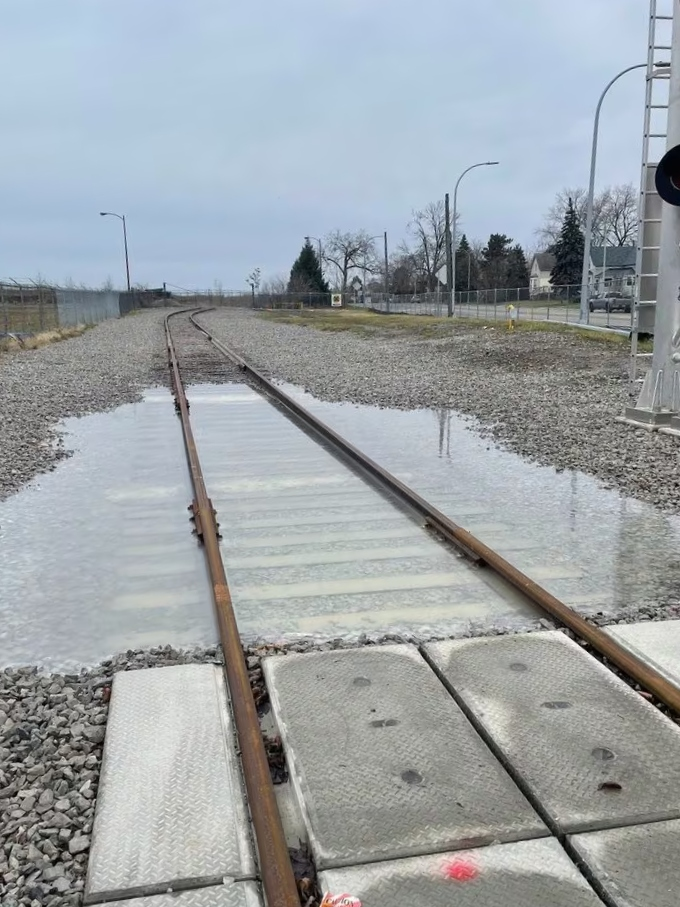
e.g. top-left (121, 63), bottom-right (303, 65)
top-left (0, 325), bottom-right (89, 354)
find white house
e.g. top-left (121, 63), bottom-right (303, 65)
top-left (589, 246), bottom-right (636, 298)
top-left (528, 252), bottom-right (556, 297)
top-left (529, 246), bottom-right (636, 298)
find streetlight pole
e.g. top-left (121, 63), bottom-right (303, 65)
top-left (579, 64), bottom-right (652, 323)
top-left (449, 161), bottom-right (499, 317)
top-left (99, 211), bottom-right (131, 292)
top-left (383, 231), bottom-right (389, 299)
top-left (306, 235), bottom-right (324, 278)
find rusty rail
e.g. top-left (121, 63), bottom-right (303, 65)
top-left (164, 311), bottom-right (300, 907)
top-left (189, 307), bottom-right (680, 715)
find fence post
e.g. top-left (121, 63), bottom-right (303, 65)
top-left (1, 286), bottom-right (7, 335)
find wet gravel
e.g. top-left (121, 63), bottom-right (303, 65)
top-left (200, 308), bottom-right (680, 513)
top-left (0, 647), bottom-right (222, 907)
top-left (0, 310), bottom-right (171, 502)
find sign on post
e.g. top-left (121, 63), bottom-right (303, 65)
top-left (331, 293), bottom-right (342, 307)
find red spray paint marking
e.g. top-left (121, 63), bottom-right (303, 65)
top-left (444, 857), bottom-right (479, 882)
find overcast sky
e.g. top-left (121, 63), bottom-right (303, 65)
top-left (0, 0), bottom-right (656, 290)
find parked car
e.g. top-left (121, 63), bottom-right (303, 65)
top-left (588, 295), bottom-right (631, 313)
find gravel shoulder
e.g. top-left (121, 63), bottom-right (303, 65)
top-left (200, 308), bottom-right (680, 512)
top-left (0, 310), bottom-right (171, 501)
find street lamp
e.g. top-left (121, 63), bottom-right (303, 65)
top-left (579, 62), bottom-right (669, 323)
top-left (449, 162), bottom-right (499, 316)
top-left (364, 236), bottom-right (390, 302)
top-left (99, 211), bottom-right (131, 292)
top-left (305, 235), bottom-right (323, 270)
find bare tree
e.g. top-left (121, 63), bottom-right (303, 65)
top-left (323, 230), bottom-right (377, 293)
top-left (404, 201), bottom-right (455, 291)
top-left (605, 183), bottom-right (638, 246)
top-left (536, 187), bottom-right (609, 247)
top-left (260, 275), bottom-right (287, 295)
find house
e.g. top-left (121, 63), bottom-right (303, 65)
top-left (529, 252), bottom-right (556, 297)
top-left (589, 246), bottom-right (636, 298)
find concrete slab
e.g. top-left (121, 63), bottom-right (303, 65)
top-left (85, 665), bottom-right (253, 904)
top-left (103, 881), bottom-right (261, 907)
top-left (319, 838), bottom-right (603, 907)
top-left (263, 644), bottom-right (546, 871)
top-left (426, 631), bottom-right (680, 834)
top-left (571, 819), bottom-right (680, 907)
top-left (604, 620), bottom-right (680, 689)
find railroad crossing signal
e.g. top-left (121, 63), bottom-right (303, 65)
top-left (655, 144), bottom-right (680, 206)
top-left (331, 293), bottom-right (342, 307)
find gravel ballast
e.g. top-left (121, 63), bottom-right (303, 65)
top-left (200, 308), bottom-right (680, 512)
top-left (0, 310), bottom-right (174, 501)
top-left (0, 647), bottom-right (223, 907)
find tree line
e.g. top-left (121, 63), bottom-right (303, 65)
top-left (260, 181), bottom-right (636, 296)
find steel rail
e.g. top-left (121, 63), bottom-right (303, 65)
top-left (189, 308), bottom-right (680, 715)
top-left (164, 310), bottom-right (300, 907)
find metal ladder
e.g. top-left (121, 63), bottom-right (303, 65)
top-left (628, 0), bottom-right (673, 400)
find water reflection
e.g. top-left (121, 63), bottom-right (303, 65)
top-left (278, 383), bottom-right (680, 618)
top-left (0, 390), bottom-right (215, 670)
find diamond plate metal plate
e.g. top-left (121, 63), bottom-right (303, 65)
top-left (605, 620), bottom-right (680, 689)
top-left (106, 881), bottom-right (261, 907)
top-left (571, 819), bottom-right (680, 907)
top-left (320, 838), bottom-right (603, 906)
top-left (263, 644), bottom-right (546, 870)
top-left (427, 631), bottom-right (680, 834)
top-left (86, 665), bottom-right (254, 902)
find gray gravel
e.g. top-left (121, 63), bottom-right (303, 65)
top-left (0, 646), bottom-right (223, 907)
top-left (200, 309), bottom-right (680, 512)
top-left (0, 310), bottom-right (171, 501)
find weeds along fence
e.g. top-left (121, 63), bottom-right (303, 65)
top-left (0, 283), bottom-right (172, 338)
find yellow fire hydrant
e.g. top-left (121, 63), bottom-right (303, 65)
top-left (506, 304), bottom-right (517, 332)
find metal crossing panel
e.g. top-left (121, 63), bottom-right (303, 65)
top-left (85, 665), bottom-right (254, 904)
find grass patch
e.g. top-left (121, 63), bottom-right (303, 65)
top-left (258, 307), bottom-right (651, 349)
top-left (0, 324), bottom-right (89, 354)
top-left (259, 307), bottom-right (451, 338)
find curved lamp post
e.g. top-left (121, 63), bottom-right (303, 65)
top-left (100, 211), bottom-right (131, 292)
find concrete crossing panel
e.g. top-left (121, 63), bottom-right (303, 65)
top-left (427, 631), bottom-right (680, 834)
top-left (263, 644), bottom-right (546, 870)
top-left (571, 819), bottom-right (680, 907)
top-left (320, 838), bottom-right (603, 907)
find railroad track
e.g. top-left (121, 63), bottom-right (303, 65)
top-left (161, 307), bottom-right (680, 907)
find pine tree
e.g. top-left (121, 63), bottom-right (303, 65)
top-left (550, 198), bottom-right (584, 291)
top-left (506, 244), bottom-right (529, 288)
top-left (455, 234), bottom-right (478, 292)
top-left (480, 233), bottom-right (513, 288)
top-left (288, 239), bottom-right (329, 293)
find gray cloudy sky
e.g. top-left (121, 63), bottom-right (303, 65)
top-left (0, 0), bottom-right (653, 290)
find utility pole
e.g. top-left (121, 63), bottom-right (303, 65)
top-left (383, 231), bottom-right (389, 299)
top-left (445, 193), bottom-right (453, 316)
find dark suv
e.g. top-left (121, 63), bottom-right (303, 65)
top-left (588, 295), bottom-right (631, 313)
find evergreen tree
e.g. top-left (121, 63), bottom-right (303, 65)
top-left (550, 198), bottom-right (584, 291)
top-left (480, 233), bottom-right (513, 288)
top-left (288, 239), bottom-right (329, 293)
top-left (506, 244), bottom-right (529, 288)
top-left (455, 234), bottom-right (478, 292)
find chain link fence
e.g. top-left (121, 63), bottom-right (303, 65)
top-left (363, 285), bottom-right (633, 330)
